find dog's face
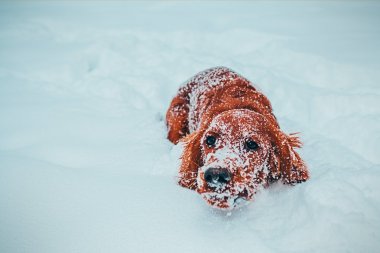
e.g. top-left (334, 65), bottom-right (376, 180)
top-left (196, 109), bottom-right (273, 209)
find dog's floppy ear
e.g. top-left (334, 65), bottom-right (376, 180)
top-left (177, 131), bottom-right (203, 190)
top-left (268, 131), bottom-right (309, 184)
top-left (286, 133), bottom-right (309, 183)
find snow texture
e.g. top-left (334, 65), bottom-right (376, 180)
top-left (1, 2), bottom-right (380, 253)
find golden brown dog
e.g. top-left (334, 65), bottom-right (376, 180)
top-left (166, 67), bottom-right (309, 209)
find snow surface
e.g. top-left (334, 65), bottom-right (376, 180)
top-left (1, 1), bottom-right (380, 253)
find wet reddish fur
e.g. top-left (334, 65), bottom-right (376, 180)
top-left (166, 68), bottom-right (309, 191)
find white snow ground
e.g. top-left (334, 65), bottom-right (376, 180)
top-left (1, 1), bottom-right (380, 253)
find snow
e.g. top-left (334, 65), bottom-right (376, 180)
top-left (1, 1), bottom-right (380, 253)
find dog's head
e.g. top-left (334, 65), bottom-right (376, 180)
top-left (178, 108), bottom-right (309, 210)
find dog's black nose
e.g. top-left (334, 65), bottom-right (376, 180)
top-left (204, 167), bottom-right (231, 185)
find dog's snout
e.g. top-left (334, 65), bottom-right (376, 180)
top-left (204, 167), bottom-right (231, 185)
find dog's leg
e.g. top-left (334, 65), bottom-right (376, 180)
top-left (166, 94), bottom-right (190, 144)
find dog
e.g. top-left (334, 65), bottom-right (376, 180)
top-left (166, 67), bottom-right (309, 209)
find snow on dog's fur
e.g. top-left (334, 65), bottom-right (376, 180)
top-left (166, 67), bottom-right (309, 209)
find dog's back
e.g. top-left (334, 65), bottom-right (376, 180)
top-left (166, 67), bottom-right (262, 143)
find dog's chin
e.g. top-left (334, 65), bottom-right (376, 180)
top-left (200, 192), bottom-right (250, 210)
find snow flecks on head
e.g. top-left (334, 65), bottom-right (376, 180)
top-left (196, 109), bottom-right (274, 210)
top-left (180, 67), bottom-right (239, 91)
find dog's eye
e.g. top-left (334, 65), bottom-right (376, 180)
top-left (245, 140), bottom-right (259, 151)
top-left (205, 135), bottom-right (216, 146)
